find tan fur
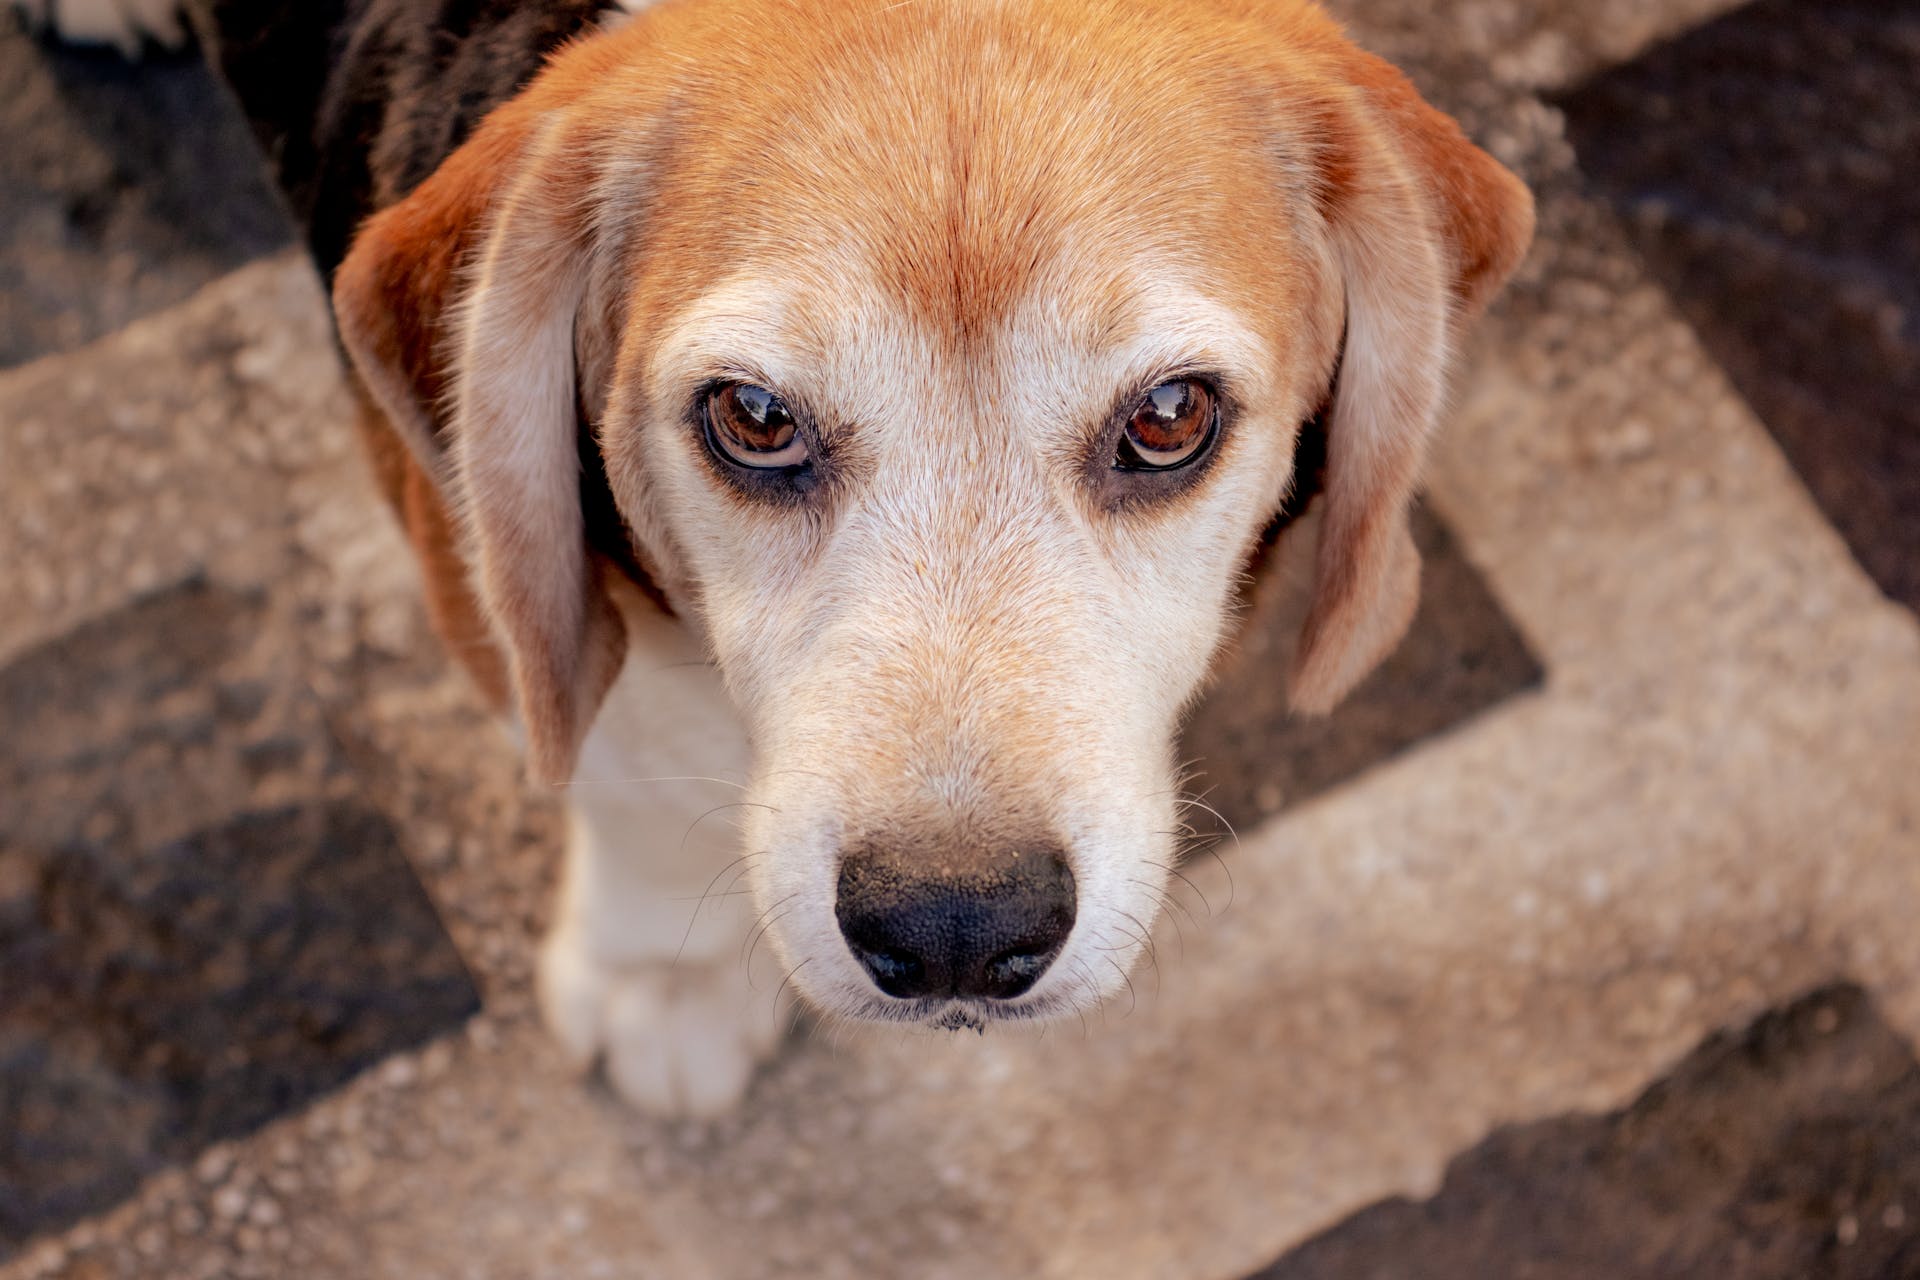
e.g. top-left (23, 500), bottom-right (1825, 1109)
top-left (1284, 39), bottom-right (1535, 711)
top-left (334, 61), bottom-right (636, 783)
top-left (331, 0), bottom-right (1532, 1111)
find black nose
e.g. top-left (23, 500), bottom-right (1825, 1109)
top-left (835, 843), bottom-right (1076, 1000)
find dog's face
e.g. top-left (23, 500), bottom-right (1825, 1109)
top-left (334, 0), bottom-right (1531, 1026)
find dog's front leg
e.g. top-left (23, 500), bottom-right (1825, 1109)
top-left (536, 611), bottom-right (781, 1117)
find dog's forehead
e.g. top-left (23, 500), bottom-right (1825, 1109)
top-left (648, 261), bottom-right (1273, 447)
top-left (629, 0), bottom-right (1309, 378)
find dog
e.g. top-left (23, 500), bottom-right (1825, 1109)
top-left (20, 0), bottom-right (1532, 1115)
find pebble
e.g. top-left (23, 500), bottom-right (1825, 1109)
top-left (213, 1184), bottom-right (250, 1222)
top-left (1589, 418), bottom-right (1656, 464)
top-left (27, 1244), bottom-right (68, 1275)
top-left (196, 1148), bottom-right (235, 1185)
top-left (422, 1040), bottom-right (456, 1079)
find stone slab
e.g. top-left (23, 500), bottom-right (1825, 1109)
top-left (1254, 985), bottom-right (1920, 1279)
top-left (1556, 0), bottom-right (1920, 614)
top-left (0, 580), bottom-right (479, 1259)
top-left (0, 15), bottom-right (289, 368)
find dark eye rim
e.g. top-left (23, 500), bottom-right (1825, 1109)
top-left (1085, 371), bottom-right (1233, 511)
top-left (692, 377), bottom-right (827, 501)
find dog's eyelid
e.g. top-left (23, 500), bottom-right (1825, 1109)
top-left (1107, 365), bottom-right (1236, 431)
top-left (680, 372), bottom-right (813, 428)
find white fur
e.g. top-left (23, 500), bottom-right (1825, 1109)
top-left (14, 0), bottom-right (183, 54)
top-left (599, 0), bottom-right (670, 31)
top-left (538, 597), bottom-right (781, 1115)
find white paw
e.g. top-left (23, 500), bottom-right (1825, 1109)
top-left (538, 926), bottom-right (784, 1118)
top-left (14, 0), bottom-right (185, 56)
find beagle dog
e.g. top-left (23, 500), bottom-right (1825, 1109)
top-left (24, 0), bottom-right (1532, 1115)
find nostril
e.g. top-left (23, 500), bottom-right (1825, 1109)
top-left (981, 945), bottom-right (1056, 1000)
top-left (850, 943), bottom-right (926, 999)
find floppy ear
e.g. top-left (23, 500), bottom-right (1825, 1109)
top-left (332, 103), bottom-right (626, 786)
top-left (1287, 50), bottom-right (1534, 714)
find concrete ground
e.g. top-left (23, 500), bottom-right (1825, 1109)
top-left (2, 0), bottom-right (1917, 1276)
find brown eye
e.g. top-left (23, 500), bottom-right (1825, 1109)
top-left (1118, 378), bottom-right (1216, 470)
top-left (706, 382), bottom-right (807, 468)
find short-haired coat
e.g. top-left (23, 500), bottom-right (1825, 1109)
top-left (22, 0), bottom-right (1532, 1114)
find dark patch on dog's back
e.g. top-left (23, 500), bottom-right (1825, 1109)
top-left (188, 0), bottom-right (614, 279)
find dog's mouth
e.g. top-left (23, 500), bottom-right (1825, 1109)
top-left (834, 984), bottom-right (1095, 1032)
top-left (928, 1005), bottom-right (989, 1033)
top-left (838, 993), bottom-right (1026, 1031)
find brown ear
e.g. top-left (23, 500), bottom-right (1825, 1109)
top-left (1287, 49), bottom-right (1534, 714)
top-left (332, 104), bottom-right (626, 786)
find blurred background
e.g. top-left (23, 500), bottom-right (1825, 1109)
top-left (1, 0), bottom-right (1916, 1276)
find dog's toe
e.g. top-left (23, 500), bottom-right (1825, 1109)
top-left (538, 928), bottom-right (781, 1117)
top-left (536, 923), bottom-right (616, 1070)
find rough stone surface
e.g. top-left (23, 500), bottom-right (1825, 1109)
top-left (1256, 985), bottom-right (1920, 1279)
top-left (0, 217), bottom-right (485, 1263)
top-left (0, 13), bottom-right (289, 365)
top-left (1556, 0), bottom-right (1920, 614)
top-left (1184, 504), bottom-right (1543, 830)
top-left (0, 563), bottom-right (479, 1260)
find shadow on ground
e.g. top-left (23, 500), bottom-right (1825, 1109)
top-left (1557, 0), bottom-right (1920, 613)
top-left (0, 16), bottom-right (289, 364)
top-left (0, 583), bottom-right (478, 1257)
top-left (1253, 985), bottom-right (1920, 1279)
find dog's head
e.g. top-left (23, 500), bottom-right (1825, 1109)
top-left (333, 0), bottom-right (1531, 1027)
